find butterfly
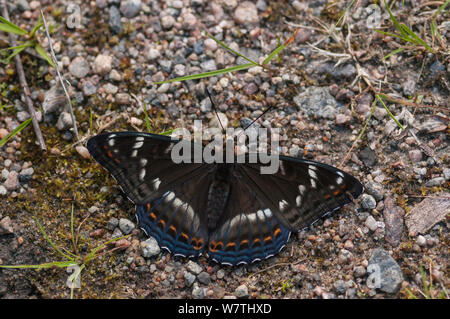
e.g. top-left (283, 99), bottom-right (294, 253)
top-left (87, 131), bottom-right (363, 266)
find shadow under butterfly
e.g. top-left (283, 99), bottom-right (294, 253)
top-left (87, 131), bottom-right (363, 266)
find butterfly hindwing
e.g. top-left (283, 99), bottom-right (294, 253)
top-left (207, 170), bottom-right (291, 265)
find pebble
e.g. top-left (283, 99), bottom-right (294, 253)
top-left (0, 128), bottom-right (8, 139)
top-left (107, 217), bottom-right (119, 231)
top-left (424, 177), bottom-right (445, 187)
top-left (184, 271), bottom-right (196, 287)
top-left (192, 284), bottom-right (206, 299)
top-left (119, 218), bottom-right (135, 234)
top-left (353, 265), bottom-right (366, 278)
top-left (408, 150), bottom-right (423, 162)
top-left (120, 0), bottom-right (142, 18)
top-left (3, 171), bottom-right (19, 191)
top-left (338, 248), bottom-right (353, 264)
top-left (140, 237), bottom-right (161, 258)
top-left (368, 248), bottom-right (403, 294)
top-left (116, 93), bottom-right (131, 105)
top-left (443, 168), bottom-right (450, 180)
top-left (234, 2), bottom-right (259, 24)
top-left (0, 185), bottom-right (6, 196)
top-left (186, 260), bottom-right (203, 275)
top-left (204, 38), bottom-right (218, 51)
top-left (334, 280), bottom-right (347, 294)
top-left (361, 194), bottom-right (377, 210)
top-left (383, 197), bottom-right (404, 247)
top-left (416, 235), bottom-right (426, 247)
top-left (234, 284), bottom-right (249, 298)
top-left (364, 182), bottom-right (384, 201)
top-left (76, 146), bottom-right (90, 159)
top-left (109, 5), bottom-right (122, 34)
top-left (365, 215), bottom-right (378, 232)
top-left (69, 57), bottom-right (90, 78)
top-left (161, 15), bottom-right (175, 29)
top-left (93, 55), bottom-right (113, 75)
top-left (0, 216), bottom-right (14, 235)
top-left (294, 87), bottom-right (338, 120)
top-left (197, 272), bottom-right (211, 285)
top-left (111, 227), bottom-right (123, 239)
top-left (82, 81), bottom-right (97, 96)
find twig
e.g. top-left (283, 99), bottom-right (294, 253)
top-left (40, 10), bottom-right (79, 141)
top-left (1, 0), bottom-right (46, 150)
top-left (248, 259), bottom-right (305, 279)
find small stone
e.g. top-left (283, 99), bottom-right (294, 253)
top-left (216, 269), bottom-right (225, 279)
top-left (243, 82), bottom-right (258, 95)
top-left (69, 57), bottom-right (90, 78)
top-left (338, 249), bottom-right (353, 264)
top-left (103, 83), bottom-right (118, 94)
top-left (186, 261), bottom-right (203, 275)
top-left (361, 194), bottom-right (377, 210)
top-left (200, 60), bottom-right (216, 72)
top-left (334, 280), bottom-right (347, 294)
top-left (0, 128), bottom-right (8, 139)
top-left (355, 93), bottom-right (373, 115)
top-left (107, 217), bottom-right (119, 231)
top-left (93, 54), bottom-right (113, 75)
top-left (82, 81), bottom-right (97, 96)
top-left (383, 196), bottom-right (404, 247)
top-left (204, 38), bottom-right (218, 51)
top-left (184, 271), bottom-right (196, 287)
top-left (424, 177), bottom-right (445, 187)
top-left (181, 12), bottom-right (197, 30)
top-left (161, 15), bottom-right (175, 29)
top-left (111, 228), bottom-right (123, 239)
top-left (120, 0), bottom-right (142, 18)
top-left (119, 218), bottom-right (135, 234)
top-left (109, 6), bottom-right (122, 34)
top-left (368, 248), bottom-right (403, 294)
top-left (234, 284), bottom-right (249, 298)
top-left (109, 70), bottom-right (122, 81)
top-left (354, 265), bottom-right (366, 278)
top-left (408, 150), bottom-right (423, 162)
top-left (443, 168), bottom-right (450, 180)
top-left (0, 185), bottom-right (7, 196)
top-left (116, 93), bottom-right (131, 105)
top-left (140, 237), bottom-right (161, 258)
top-left (234, 1), bottom-right (259, 24)
top-left (416, 235), bottom-right (426, 247)
top-left (192, 284), bottom-right (206, 299)
top-left (76, 146), bottom-right (90, 159)
top-left (335, 114), bottom-right (349, 125)
top-left (0, 216), bottom-right (14, 234)
top-left (359, 147), bottom-right (377, 167)
top-left (365, 182), bottom-right (384, 201)
top-left (197, 272), bottom-right (211, 285)
top-left (3, 171), bottom-right (19, 191)
top-left (365, 215), bottom-right (378, 231)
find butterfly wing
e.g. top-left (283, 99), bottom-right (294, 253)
top-left (87, 132), bottom-right (214, 257)
top-left (207, 166), bottom-right (291, 266)
top-left (240, 155), bottom-right (364, 231)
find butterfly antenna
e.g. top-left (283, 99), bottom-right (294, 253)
top-left (206, 88), bottom-right (225, 134)
top-left (236, 104), bottom-right (275, 139)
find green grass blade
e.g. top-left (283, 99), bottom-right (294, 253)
top-left (84, 235), bottom-right (131, 263)
top-left (399, 24), bottom-right (433, 53)
top-left (142, 100), bottom-right (152, 133)
top-left (70, 204), bottom-right (76, 252)
top-left (383, 47), bottom-right (405, 60)
top-left (34, 43), bottom-right (55, 67)
top-left (154, 63), bottom-right (255, 84)
top-left (419, 265), bottom-right (429, 298)
top-left (374, 30), bottom-right (411, 43)
top-left (384, 0), bottom-right (410, 39)
top-left (404, 287), bottom-right (418, 299)
top-left (0, 118), bottom-right (32, 147)
top-left (263, 30), bottom-right (298, 65)
top-left (29, 16), bottom-right (43, 38)
top-left (433, 0), bottom-right (449, 19)
top-left (205, 31), bottom-right (258, 65)
top-left (376, 94), bottom-right (404, 130)
top-left (34, 217), bottom-right (75, 261)
top-left (0, 16), bottom-right (28, 35)
top-left (160, 128), bottom-right (176, 136)
top-left (0, 260), bottom-right (77, 269)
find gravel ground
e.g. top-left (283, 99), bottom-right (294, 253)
top-left (0, 0), bottom-right (448, 299)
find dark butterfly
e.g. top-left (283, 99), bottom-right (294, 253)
top-left (87, 132), bottom-right (363, 266)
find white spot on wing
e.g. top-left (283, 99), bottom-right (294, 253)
top-left (308, 166), bottom-right (317, 179)
top-left (139, 168), bottom-right (146, 181)
top-left (296, 195), bottom-right (302, 207)
top-left (131, 150), bottom-right (138, 157)
top-left (140, 158), bottom-right (148, 167)
top-left (279, 200), bottom-right (289, 211)
top-left (298, 185), bottom-right (306, 195)
top-left (108, 138), bottom-right (115, 146)
top-left (336, 176), bottom-right (344, 185)
top-left (311, 178), bottom-right (317, 189)
top-left (133, 141), bottom-right (143, 149)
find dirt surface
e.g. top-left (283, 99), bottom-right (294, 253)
top-left (0, 0), bottom-right (448, 299)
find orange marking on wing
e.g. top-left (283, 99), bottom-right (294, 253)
top-left (333, 190), bottom-right (340, 196)
top-left (274, 228), bottom-right (282, 237)
top-left (146, 203), bottom-right (151, 211)
top-left (107, 151), bottom-right (114, 158)
top-left (149, 212), bottom-right (157, 220)
top-left (340, 183), bottom-right (347, 189)
top-left (324, 194), bottom-right (332, 199)
top-left (226, 242), bottom-right (236, 248)
top-left (240, 239), bottom-right (249, 246)
top-left (264, 235), bottom-right (272, 242)
top-left (158, 219), bottom-right (166, 227)
top-left (181, 232), bottom-right (189, 240)
top-left (169, 225), bottom-right (176, 232)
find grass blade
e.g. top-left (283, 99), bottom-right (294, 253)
top-left (376, 94), bottom-right (404, 130)
top-left (399, 24), bottom-right (433, 53)
top-left (383, 47), bottom-right (405, 60)
top-left (34, 43), bottom-right (55, 67)
top-left (70, 204), bottom-right (76, 252)
top-left (34, 217), bottom-right (75, 261)
top-left (205, 31), bottom-right (258, 65)
top-left (0, 118), bottom-right (32, 147)
top-left (263, 29), bottom-right (298, 65)
top-left (0, 16), bottom-right (28, 35)
top-left (154, 63), bottom-right (255, 84)
top-left (84, 235), bottom-right (131, 263)
top-left (0, 260), bottom-right (77, 269)
top-left (142, 100), bottom-right (152, 133)
top-left (384, 0), bottom-right (410, 39)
